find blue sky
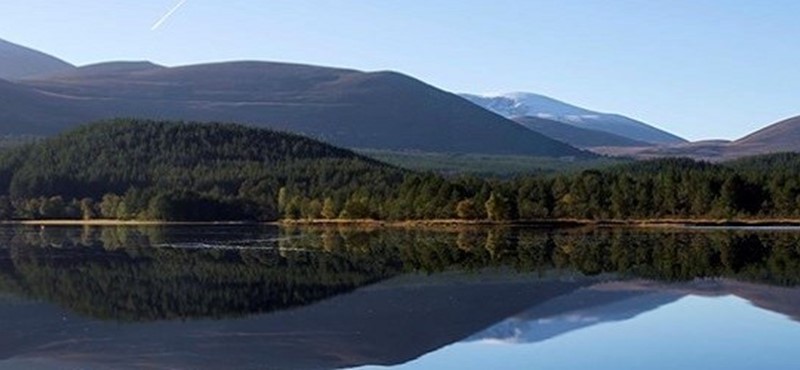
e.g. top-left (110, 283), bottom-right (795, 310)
top-left (1, 0), bottom-right (798, 141)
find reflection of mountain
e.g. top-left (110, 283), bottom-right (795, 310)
top-left (466, 289), bottom-right (682, 344)
top-left (3, 226), bottom-right (800, 369)
top-left (606, 279), bottom-right (800, 322)
top-left (465, 279), bottom-right (800, 346)
top-left (5, 274), bottom-right (800, 370)
top-left (0, 272), bottom-right (591, 370)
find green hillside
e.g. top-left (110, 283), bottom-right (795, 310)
top-left (0, 119), bottom-right (404, 221)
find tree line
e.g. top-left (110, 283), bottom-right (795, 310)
top-left (258, 155), bottom-right (800, 221)
top-left (1, 119), bottom-right (800, 221)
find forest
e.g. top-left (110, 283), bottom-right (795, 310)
top-left (1, 119), bottom-right (800, 222)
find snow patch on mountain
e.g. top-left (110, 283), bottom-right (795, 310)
top-left (461, 92), bottom-right (687, 145)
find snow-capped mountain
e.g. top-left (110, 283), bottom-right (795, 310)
top-left (461, 92), bottom-right (686, 145)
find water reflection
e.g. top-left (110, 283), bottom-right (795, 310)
top-left (371, 294), bottom-right (800, 370)
top-left (0, 225), bottom-right (799, 369)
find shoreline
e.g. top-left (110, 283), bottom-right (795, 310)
top-left (0, 220), bottom-right (258, 226)
top-left (5, 218), bottom-right (800, 228)
top-left (281, 218), bottom-right (800, 229)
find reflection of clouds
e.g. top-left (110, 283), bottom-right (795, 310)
top-left (480, 314), bottom-right (605, 343)
top-left (537, 314), bottom-right (601, 324)
top-left (472, 333), bottom-right (523, 345)
top-left (469, 326), bottom-right (527, 344)
top-left (565, 314), bottom-right (600, 323)
top-left (473, 338), bottom-right (519, 345)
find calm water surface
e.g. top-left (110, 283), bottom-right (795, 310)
top-left (1, 225), bottom-right (799, 370)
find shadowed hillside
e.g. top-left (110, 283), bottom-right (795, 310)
top-left (0, 38), bottom-right (75, 80)
top-left (513, 116), bottom-right (651, 148)
top-left (12, 61), bottom-right (590, 157)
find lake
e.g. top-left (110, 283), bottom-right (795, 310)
top-left (1, 225), bottom-right (799, 370)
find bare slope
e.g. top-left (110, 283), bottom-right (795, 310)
top-left (0, 38), bottom-right (75, 80)
top-left (16, 61), bottom-right (591, 157)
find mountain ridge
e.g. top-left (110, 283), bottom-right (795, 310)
top-left (734, 115), bottom-right (800, 149)
top-left (0, 38), bottom-right (75, 80)
top-left (5, 39), bottom-right (800, 161)
top-left (6, 59), bottom-right (591, 157)
top-left (462, 92), bottom-right (687, 145)
top-left (603, 114), bottom-right (800, 160)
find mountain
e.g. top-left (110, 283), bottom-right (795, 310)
top-left (0, 38), bottom-right (75, 80)
top-left (8, 61), bottom-right (589, 157)
top-left (40, 61), bottom-right (166, 79)
top-left (462, 92), bottom-right (686, 145)
top-left (733, 115), bottom-right (800, 152)
top-left (513, 116), bottom-right (651, 148)
top-left (0, 78), bottom-right (92, 134)
top-left (606, 115), bottom-right (800, 160)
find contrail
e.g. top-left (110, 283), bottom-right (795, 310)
top-left (151, 0), bottom-right (188, 31)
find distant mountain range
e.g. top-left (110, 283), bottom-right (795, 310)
top-left (461, 92), bottom-right (687, 145)
top-left (0, 38), bottom-right (588, 158)
top-left (602, 115), bottom-right (800, 160)
top-left (732, 116), bottom-right (800, 154)
top-left (2, 37), bottom-right (800, 161)
top-left (464, 92), bottom-right (800, 160)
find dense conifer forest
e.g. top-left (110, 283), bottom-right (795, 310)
top-left (0, 119), bottom-right (799, 222)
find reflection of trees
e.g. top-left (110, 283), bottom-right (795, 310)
top-left (0, 226), bottom-right (398, 322)
top-left (0, 226), bottom-right (799, 322)
top-left (272, 226), bottom-right (800, 285)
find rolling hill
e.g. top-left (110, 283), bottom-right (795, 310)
top-left (8, 60), bottom-right (589, 157)
top-left (605, 115), bottom-right (800, 160)
top-left (733, 115), bottom-right (800, 151)
top-left (513, 116), bottom-right (651, 148)
top-left (462, 92), bottom-right (686, 145)
top-left (0, 119), bottom-right (405, 220)
top-left (0, 38), bottom-right (75, 80)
